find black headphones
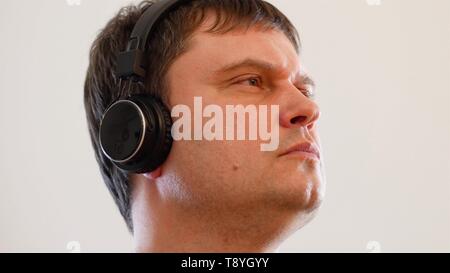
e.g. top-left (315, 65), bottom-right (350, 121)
top-left (99, 0), bottom-right (190, 173)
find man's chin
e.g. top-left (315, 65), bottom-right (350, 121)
top-left (266, 174), bottom-right (325, 213)
top-left (286, 182), bottom-right (324, 231)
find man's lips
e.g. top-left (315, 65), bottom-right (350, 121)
top-left (279, 141), bottom-right (321, 160)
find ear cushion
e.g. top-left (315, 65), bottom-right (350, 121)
top-left (152, 97), bottom-right (173, 164)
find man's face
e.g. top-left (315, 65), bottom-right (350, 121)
top-left (159, 18), bottom-right (325, 227)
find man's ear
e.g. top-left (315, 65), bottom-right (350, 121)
top-left (142, 167), bottom-right (162, 180)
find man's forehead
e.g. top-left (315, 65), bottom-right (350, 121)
top-left (187, 31), bottom-right (302, 77)
top-left (168, 9), bottom-right (305, 84)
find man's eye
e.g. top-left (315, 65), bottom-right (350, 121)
top-left (238, 76), bottom-right (262, 87)
top-left (235, 77), bottom-right (315, 98)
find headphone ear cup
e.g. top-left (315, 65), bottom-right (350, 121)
top-left (125, 95), bottom-right (173, 174)
top-left (99, 95), bottom-right (173, 174)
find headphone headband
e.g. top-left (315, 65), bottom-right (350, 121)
top-left (116, 0), bottom-right (190, 81)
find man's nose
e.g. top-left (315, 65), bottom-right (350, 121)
top-left (277, 84), bottom-right (321, 130)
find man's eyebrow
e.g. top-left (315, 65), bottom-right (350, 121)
top-left (213, 58), bottom-right (280, 75)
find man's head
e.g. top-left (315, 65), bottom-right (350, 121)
top-left (84, 0), bottom-right (325, 250)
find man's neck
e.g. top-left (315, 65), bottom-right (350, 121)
top-left (131, 188), bottom-right (302, 252)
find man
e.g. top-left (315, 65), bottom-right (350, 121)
top-left (84, 0), bottom-right (325, 252)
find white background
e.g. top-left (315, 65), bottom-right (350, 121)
top-left (0, 0), bottom-right (449, 252)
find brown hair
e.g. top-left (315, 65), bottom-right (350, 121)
top-left (83, 0), bottom-right (300, 233)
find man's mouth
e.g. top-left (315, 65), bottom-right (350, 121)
top-left (279, 141), bottom-right (321, 161)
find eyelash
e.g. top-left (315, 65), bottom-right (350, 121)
top-left (237, 76), bottom-right (314, 98)
top-left (239, 77), bottom-right (262, 87)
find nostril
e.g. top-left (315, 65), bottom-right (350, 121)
top-left (290, 116), bottom-right (306, 125)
